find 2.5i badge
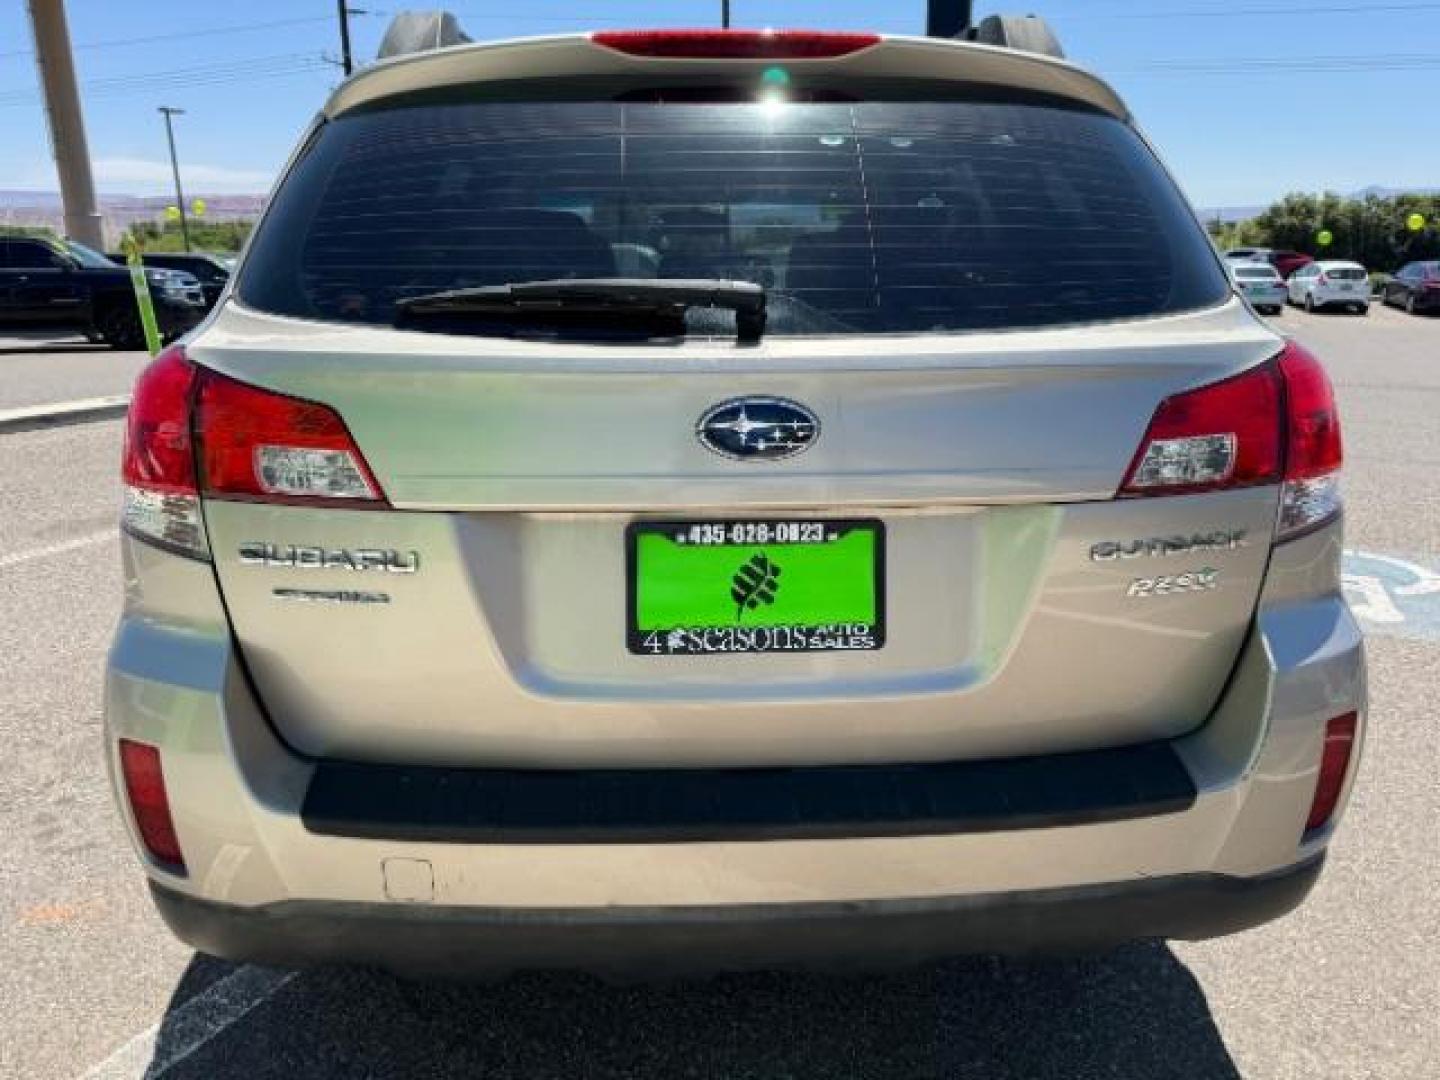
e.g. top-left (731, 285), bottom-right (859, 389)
top-left (626, 519), bottom-right (885, 656)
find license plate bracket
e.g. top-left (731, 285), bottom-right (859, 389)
top-left (626, 519), bottom-right (886, 656)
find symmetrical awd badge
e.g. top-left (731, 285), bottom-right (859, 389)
top-left (697, 397), bottom-right (819, 461)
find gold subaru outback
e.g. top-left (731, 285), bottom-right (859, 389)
top-left (106, 14), bottom-right (1365, 977)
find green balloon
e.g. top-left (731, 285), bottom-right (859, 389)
top-left (1316, 229), bottom-right (1333, 247)
top-left (1407, 213), bottom-right (1427, 232)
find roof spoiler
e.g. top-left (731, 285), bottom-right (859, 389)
top-left (377, 11), bottom-right (473, 60)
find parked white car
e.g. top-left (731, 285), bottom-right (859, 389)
top-left (1228, 261), bottom-right (1287, 315)
top-left (1288, 261), bottom-right (1370, 315)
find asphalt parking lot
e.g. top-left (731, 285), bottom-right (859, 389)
top-left (1, 303), bottom-right (1437, 1079)
top-left (0, 333), bottom-right (145, 412)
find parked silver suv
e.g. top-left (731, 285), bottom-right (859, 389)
top-left (107, 24), bottom-right (1365, 977)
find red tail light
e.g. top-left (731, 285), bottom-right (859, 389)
top-left (118, 739), bottom-right (186, 871)
top-left (1120, 361), bottom-right (1283, 497)
top-left (121, 346), bottom-right (208, 558)
top-left (592, 29), bottom-right (881, 59)
top-left (1306, 712), bottom-right (1358, 831)
top-left (1279, 341), bottom-right (1342, 480)
top-left (194, 368), bottom-right (386, 507)
top-left (123, 345), bottom-right (197, 495)
top-left (1120, 341), bottom-right (1342, 539)
top-left (122, 349), bottom-right (386, 554)
top-left (1276, 341), bottom-right (1343, 537)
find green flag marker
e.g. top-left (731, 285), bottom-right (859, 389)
top-left (121, 236), bottom-right (163, 356)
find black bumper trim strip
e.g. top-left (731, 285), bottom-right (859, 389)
top-left (300, 740), bottom-right (1197, 844)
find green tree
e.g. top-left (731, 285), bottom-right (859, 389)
top-left (1242, 191), bottom-right (1440, 271)
top-left (121, 217), bottom-right (254, 254)
top-left (0, 225), bottom-right (58, 239)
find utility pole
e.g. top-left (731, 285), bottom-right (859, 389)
top-left (158, 107), bottom-right (190, 252)
top-left (26, 0), bottom-right (102, 248)
top-left (337, 0), bottom-right (354, 75)
top-left (926, 1), bottom-right (974, 38)
top-left (722, 1), bottom-right (730, 29)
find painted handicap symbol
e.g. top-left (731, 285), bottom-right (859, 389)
top-left (1342, 550), bottom-right (1440, 642)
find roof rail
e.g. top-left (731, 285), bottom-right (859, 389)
top-left (377, 10), bottom-right (472, 61)
top-left (970, 15), bottom-right (1065, 59)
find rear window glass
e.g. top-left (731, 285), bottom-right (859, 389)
top-left (1326, 266), bottom-right (1366, 281)
top-left (240, 101), bottom-right (1229, 337)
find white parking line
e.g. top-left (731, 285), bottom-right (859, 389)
top-left (0, 530), bottom-right (115, 571)
top-left (80, 965), bottom-right (299, 1080)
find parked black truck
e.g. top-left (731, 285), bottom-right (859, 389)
top-left (0, 235), bottom-right (206, 348)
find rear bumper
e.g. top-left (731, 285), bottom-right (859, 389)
top-left (1310, 289), bottom-right (1367, 307)
top-left (151, 854), bottom-right (1324, 977)
top-left (105, 523), bottom-right (1366, 971)
top-left (1241, 289), bottom-right (1286, 309)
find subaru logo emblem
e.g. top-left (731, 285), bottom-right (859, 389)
top-left (696, 397), bottom-right (820, 461)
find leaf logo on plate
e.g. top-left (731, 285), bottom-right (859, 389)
top-left (732, 553), bottom-right (782, 620)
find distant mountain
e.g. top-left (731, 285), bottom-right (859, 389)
top-left (0, 189), bottom-right (63, 210)
top-left (1196, 205), bottom-right (1265, 224)
top-left (0, 190), bottom-right (267, 243)
top-left (1199, 186), bottom-right (1440, 223)
top-left (1350, 185), bottom-right (1439, 199)
top-left (0, 189), bottom-right (266, 212)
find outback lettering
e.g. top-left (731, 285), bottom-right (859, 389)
top-left (1091, 530), bottom-right (1249, 561)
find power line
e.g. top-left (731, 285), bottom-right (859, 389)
top-left (0, 53), bottom-right (328, 103)
top-left (0, 15), bottom-right (339, 60)
top-left (437, 11), bottom-right (687, 22)
top-left (1114, 52), bottom-right (1440, 74)
top-left (2, 17), bottom-right (1433, 116)
top-left (1076, 1), bottom-right (1440, 18)
top-left (0, 55), bottom-right (334, 109)
top-left (57, 53), bottom-right (322, 90)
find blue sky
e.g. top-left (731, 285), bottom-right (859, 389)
top-left (0, 0), bottom-right (1435, 207)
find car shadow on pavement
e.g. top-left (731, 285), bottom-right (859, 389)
top-left (150, 943), bottom-right (1241, 1079)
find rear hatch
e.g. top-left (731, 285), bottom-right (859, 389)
top-left (195, 38), bottom-right (1282, 768)
top-left (1323, 265), bottom-right (1367, 294)
top-left (1232, 266), bottom-right (1283, 296)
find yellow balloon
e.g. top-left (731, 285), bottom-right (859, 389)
top-left (1408, 213), bottom-right (1427, 232)
top-left (191, 198), bottom-right (207, 217)
top-left (1316, 229), bottom-right (1333, 247)
top-left (164, 205), bottom-right (181, 221)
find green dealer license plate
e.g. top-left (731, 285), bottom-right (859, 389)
top-left (627, 519), bottom-right (885, 656)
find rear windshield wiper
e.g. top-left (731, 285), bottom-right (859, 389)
top-left (394, 278), bottom-right (768, 343)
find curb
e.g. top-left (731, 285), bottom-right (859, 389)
top-left (0, 395), bottom-right (130, 435)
